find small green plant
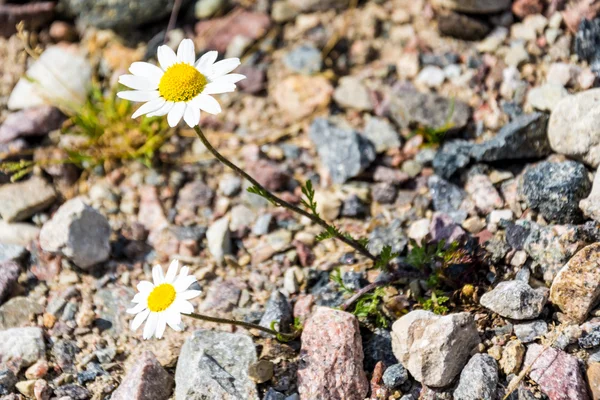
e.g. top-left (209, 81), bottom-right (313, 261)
top-left (412, 98), bottom-right (455, 146)
top-left (420, 291), bottom-right (450, 315)
top-left (406, 239), bottom-right (448, 269)
top-left (374, 245), bottom-right (399, 271)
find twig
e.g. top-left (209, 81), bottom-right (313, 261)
top-left (164, 0), bottom-right (183, 45)
top-left (187, 312), bottom-right (299, 341)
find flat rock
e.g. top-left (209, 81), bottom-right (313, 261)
top-left (0, 327), bottom-right (45, 369)
top-left (298, 307), bottom-right (369, 400)
top-left (549, 89), bottom-right (600, 167)
top-left (389, 90), bottom-right (470, 131)
top-left (40, 198), bottom-right (111, 269)
top-left (258, 291), bottom-right (292, 336)
top-left (514, 320), bottom-right (548, 343)
top-left (112, 351), bottom-right (173, 400)
top-left (520, 160), bottom-right (591, 224)
top-left (0, 296), bottom-right (43, 329)
top-left (431, 0), bottom-right (511, 13)
top-left (0, 106), bottom-right (64, 143)
top-left (0, 177), bottom-right (56, 222)
top-left (480, 280), bottom-right (548, 320)
top-left (333, 76), bottom-right (373, 111)
top-left (309, 118), bottom-right (376, 184)
top-left (175, 330), bottom-right (258, 400)
top-left (550, 243), bottom-right (600, 323)
top-left (8, 45), bottom-right (91, 111)
top-left (524, 344), bottom-right (590, 400)
top-left (526, 83), bottom-right (569, 112)
top-left (0, 221), bottom-right (40, 247)
top-left (391, 310), bottom-right (480, 387)
top-left (453, 354), bottom-right (498, 400)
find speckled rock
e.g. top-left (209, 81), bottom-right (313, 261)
top-left (480, 280), bottom-right (547, 320)
top-left (175, 330), bottom-right (258, 400)
top-left (298, 307), bottom-right (369, 400)
top-left (112, 351), bottom-right (173, 400)
top-left (524, 344), bottom-right (590, 400)
top-left (550, 243), bottom-right (600, 323)
top-left (39, 198), bottom-right (111, 269)
top-left (453, 354), bottom-right (498, 400)
top-left (391, 310), bottom-right (480, 388)
top-left (0, 327), bottom-right (45, 369)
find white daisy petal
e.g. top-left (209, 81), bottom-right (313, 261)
top-left (179, 290), bottom-right (202, 300)
top-left (127, 302), bottom-right (147, 315)
top-left (132, 98), bottom-right (166, 119)
top-left (129, 62), bottom-right (163, 84)
top-left (119, 74), bottom-right (157, 91)
top-left (167, 102), bottom-right (186, 127)
top-left (131, 292), bottom-right (146, 303)
top-left (130, 309), bottom-right (150, 331)
top-left (202, 81), bottom-right (236, 95)
top-left (117, 90), bottom-right (160, 102)
top-left (177, 38), bottom-right (196, 64)
top-left (137, 281), bottom-right (154, 293)
top-left (174, 275), bottom-right (197, 292)
top-left (166, 308), bottom-right (182, 331)
top-left (178, 266), bottom-right (190, 278)
top-left (214, 73), bottom-right (246, 84)
top-left (155, 313), bottom-right (167, 339)
top-left (152, 264), bottom-right (165, 286)
top-left (183, 104), bottom-right (200, 128)
top-left (157, 45), bottom-right (177, 70)
top-left (147, 101), bottom-right (174, 117)
top-left (209, 58), bottom-right (241, 79)
top-left (143, 312), bottom-right (159, 339)
top-left (175, 299), bottom-right (195, 314)
top-left (165, 260), bottom-right (179, 283)
top-left (194, 94), bottom-right (221, 115)
top-left (195, 50), bottom-right (219, 74)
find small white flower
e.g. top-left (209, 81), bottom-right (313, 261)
top-left (117, 38), bottom-right (245, 128)
top-left (127, 260), bottom-right (201, 339)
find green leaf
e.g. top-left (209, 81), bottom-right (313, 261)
top-left (374, 245), bottom-right (399, 271)
top-left (246, 185), bottom-right (277, 206)
top-left (300, 179), bottom-right (319, 217)
top-left (330, 269), bottom-right (353, 294)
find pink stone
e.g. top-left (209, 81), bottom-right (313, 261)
top-left (298, 307), bottom-right (369, 400)
top-left (111, 351), bottom-right (173, 400)
top-left (524, 344), bottom-right (590, 400)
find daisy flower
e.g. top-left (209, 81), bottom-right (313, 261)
top-left (127, 260), bottom-right (201, 339)
top-left (117, 38), bottom-right (245, 128)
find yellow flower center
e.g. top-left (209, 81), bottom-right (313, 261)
top-left (147, 283), bottom-right (177, 312)
top-left (158, 63), bottom-right (207, 102)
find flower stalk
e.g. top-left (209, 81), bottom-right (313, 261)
top-left (186, 312), bottom-right (299, 341)
top-left (193, 126), bottom-right (377, 262)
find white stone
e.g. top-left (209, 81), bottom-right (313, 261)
top-left (206, 216), bottom-right (231, 264)
top-left (416, 66), bottom-right (445, 88)
top-left (526, 83), bottom-right (569, 112)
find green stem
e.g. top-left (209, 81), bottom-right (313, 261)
top-left (186, 312), bottom-right (298, 341)
top-left (193, 126), bottom-right (377, 262)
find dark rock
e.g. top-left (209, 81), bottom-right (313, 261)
top-left (263, 388), bottom-right (286, 400)
top-left (362, 328), bottom-right (397, 372)
top-left (437, 11), bottom-right (490, 41)
top-left (53, 384), bottom-right (91, 400)
top-left (521, 160), bottom-right (591, 224)
top-left (382, 363), bottom-right (409, 389)
top-left (579, 327), bottom-right (600, 349)
top-left (0, 106), bottom-right (64, 143)
top-left (0, 2), bottom-right (55, 37)
top-left (388, 91), bottom-right (471, 131)
top-left (429, 212), bottom-right (466, 244)
top-left (0, 369), bottom-right (16, 395)
top-left (453, 354), bottom-right (499, 400)
top-left (247, 159), bottom-right (291, 192)
top-left (111, 351), bottom-right (173, 400)
top-left (506, 223), bottom-right (530, 250)
top-left (576, 18), bottom-right (600, 73)
top-left (368, 219), bottom-right (407, 256)
top-left (433, 140), bottom-right (474, 179)
top-left (309, 118), bottom-right (376, 184)
top-left (0, 261), bottom-right (20, 305)
top-left (175, 181), bottom-right (214, 214)
top-left (58, 0), bottom-right (183, 30)
top-left (52, 339), bottom-right (78, 374)
top-left (259, 291), bottom-right (293, 335)
top-left (340, 195), bottom-right (368, 218)
top-left (77, 363), bottom-right (107, 385)
top-left (372, 183), bottom-right (398, 204)
top-left (283, 44), bottom-right (322, 75)
top-left (428, 175), bottom-right (467, 222)
top-left (175, 330), bottom-right (258, 399)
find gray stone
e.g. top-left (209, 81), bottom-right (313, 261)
top-left (8, 45), bottom-right (91, 111)
top-left (0, 177), bottom-right (56, 222)
top-left (112, 351), bottom-right (173, 400)
top-left (431, 0), bottom-right (511, 13)
top-left (363, 116), bottom-right (401, 153)
top-left (175, 330), bottom-right (258, 400)
top-left (333, 76), bottom-right (373, 110)
top-left (0, 296), bottom-right (43, 329)
top-left (229, 205), bottom-right (255, 232)
top-left (520, 160), bottom-right (591, 224)
top-left (252, 214), bottom-right (272, 236)
top-left (549, 88), bottom-right (600, 167)
top-left (206, 216), bottom-right (231, 264)
top-left (428, 176), bottom-right (467, 223)
top-left (526, 83), bottom-right (569, 112)
top-left (382, 363), bottom-right (409, 389)
top-left (283, 44), bottom-right (322, 75)
top-left (218, 175), bottom-right (242, 197)
top-left (40, 198), bottom-right (111, 269)
top-left (0, 369), bottom-right (16, 395)
top-left (53, 384), bottom-right (91, 399)
top-left (0, 261), bottom-right (20, 306)
top-left (391, 310), bottom-right (480, 388)
top-left (453, 354), bottom-right (499, 400)
top-left (575, 18), bottom-right (600, 73)
top-left (259, 291), bottom-right (292, 335)
top-left (389, 91), bottom-right (470, 131)
top-left (58, 0), bottom-right (184, 29)
top-left (93, 286), bottom-right (135, 334)
top-left (514, 320), bottom-right (548, 343)
top-left (480, 280), bottom-right (548, 320)
top-left (309, 118), bottom-right (376, 184)
top-left (433, 140), bottom-right (473, 179)
top-left (368, 219), bottom-right (407, 256)
top-left (416, 66), bottom-right (445, 87)
top-left (53, 339), bottom-right (78, 373)
top-left (0, 106), bottom-right (64, 143)
top-left (0, 327), bottom-right (45, 369)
